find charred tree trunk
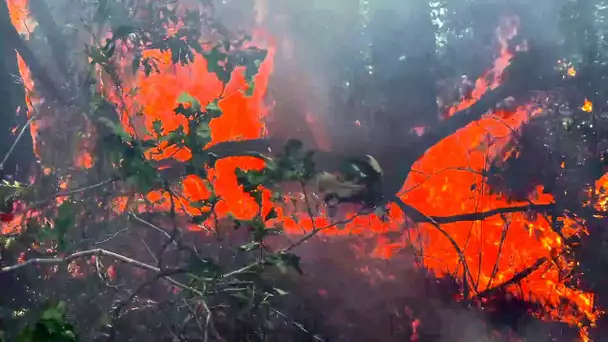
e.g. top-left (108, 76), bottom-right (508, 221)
top-left (349, 0), bottom-right (440, 182)
top-left (369, 0), bottom-right (438, 134)
top-left (0, 0), bottom-right (37, 335)
top-left (28, 0), bottom-right (71, 81)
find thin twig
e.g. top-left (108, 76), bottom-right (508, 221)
top-left (220, 213), bottom-right (362, 279)
top-left (0, 246), bottom-right (210, 304)
top-left (479, 257), bottom-right (548, 297)
top-left (156, 184), bottom-right (179, 267)
top-left (112, 268), bottom-right (185, 319)
top-left (393, 197), bottom-right (478, 296)
top-left (13, 177), bottom-right (119, 216)
top-left (130, 213), bottom-right (177, 248)
top-left (94, 227), bottom-right (129, 245)
top-left (0, 111), bottom-right (40, 172)
top-left (486, 215), bottom-right (510, 289)
top-left (300, 181), bottom-right (317, 231)
top-left (270, 308), bottom-right (324, 341)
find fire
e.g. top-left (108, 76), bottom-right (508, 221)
top-left (5, 1), bottom-right (605, 339)
top-left (6, 0), bottom-right (35, 37)
top-left (7, 0), bottom-right (43, 158)
top-left (110, 11), bottom-right (597, 336)
top-left (582, 99), bottom-right (593, 112)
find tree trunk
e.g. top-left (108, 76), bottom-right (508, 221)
top-left (0, 0), bottom-right (35, 181)
top-left (0, 1), bottom-right (37, 334)
top-left (369, 0), bottom-right (438, 135)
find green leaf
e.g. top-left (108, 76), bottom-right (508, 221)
top-left (152, 119), bottom-right (163, 136)
top-left (267, 252), bottom-right (302, 274)
top-left (274, 288), bottom-right (289, 296)
top-left (18, 301), bottom-right (77, 342)
top-left (54, 202), bottom-right (75, 252)
top-left (98, 117), bottom-right (132, 143)
top-left (191, 211), bottom-right (212, 224)
top-left (264, 208), bottom-right (278, 221)
top-left (176, 92), bottom-right (201, 111)
top-left (249, 219), bottom-right (267, 242)
top-left (203, 45), bottom-right (230, 84)
top-left (41, 308), bottom-right (63, 322)
top-left (188, 39), bottom-right (204, 54)
top-left (235, 169), bottom-right (268, 192)
top-left (239, 241), bottom-right (261, 252)
top-left (244, 80), bottom-right (255, 97)
top-left (2, 237), bottom-right (15, 249)
top-left (205, 100), bottom-right (222, 118)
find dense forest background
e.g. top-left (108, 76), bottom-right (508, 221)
top-left (1, 0), bottom-right (608, 341)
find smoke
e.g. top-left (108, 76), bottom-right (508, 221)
top-left (281, 237), bottom-right (523, 342)
top-left (230, 1), bottom-right (581, 341)
top-left (16, 0), bottom-right (589, 340)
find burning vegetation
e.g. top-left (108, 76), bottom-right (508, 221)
top-left (1, 0), bottom-right (608, 341)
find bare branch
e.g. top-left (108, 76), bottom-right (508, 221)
top-left (0, 248), bottom-right (160, 273)
top-left (478, 257), bottom-right (548, 297)
top-left (9, 177), bottom-right (119, 217)
top-left (270, 308), bottom-right (324, 342)
top-left (430, 203), bottom-right (555, 224)
top-left (0, 247), bottom-right (207, 298)
top-left (220, 213), bottom-right (363, 279)
top-left (130, 213), bottom-right (176, 245)
top-left (0, 111), bottom-right (40, 172)
top-left (393, 197), bottom-right (478, 296)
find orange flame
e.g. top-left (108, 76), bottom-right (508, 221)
top-left (582, 99), bottom-right (593, 113)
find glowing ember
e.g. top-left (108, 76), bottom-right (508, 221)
top-left (581, 99), bottom-right (593, 113)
